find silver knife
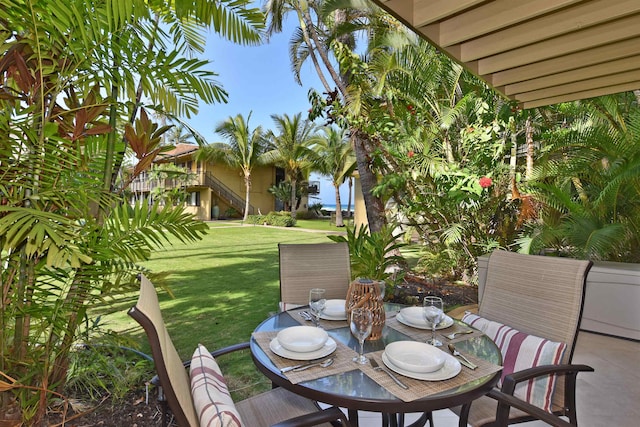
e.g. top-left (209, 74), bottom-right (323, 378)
top-left (447, 344), bottom-right (477, 370)
top-left (455, 356), bottom-right (477, 370)
top-left (369, 358), bottom-right (409, 389)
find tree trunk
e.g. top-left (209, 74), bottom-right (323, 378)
top-left (243, 172), bottom-right (251, 221)
top-left (352, 131), bottom-right (386, 232)
top-left (290, 178), bottom-right (297, 219)
top-left (510, 127), bottom-right (518, 198)
top-left (347, 177), bottom-right (353, 218)
top-left (509, 130), bottom-right (518, 181)
top-left (334, 184), bottom-right (344, 227)
top-left (443, 134), bottom-right (454, 163)
top-left (525, 116), bottom-right (534, 180)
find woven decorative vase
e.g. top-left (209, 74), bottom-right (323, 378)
top-left (345, 278), bottom-right (386, 340)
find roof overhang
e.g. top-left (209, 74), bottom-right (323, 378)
top-left (370, 0), bottom-right (640, 109)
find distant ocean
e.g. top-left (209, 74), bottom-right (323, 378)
top-left (320, 204), bottom-right (353, 212)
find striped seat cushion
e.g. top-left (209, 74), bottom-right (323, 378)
top-left (462, 313), bottom-right (566, 412)
top-left (190, 343), bottom-right (244, 427)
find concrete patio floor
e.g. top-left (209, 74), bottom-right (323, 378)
top-left (325, 331), bottom-right (639, 426)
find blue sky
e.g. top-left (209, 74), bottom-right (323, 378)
top-left (185, 17), bottom-right (350, 207)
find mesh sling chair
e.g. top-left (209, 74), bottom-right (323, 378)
top-left (129, 274), bottom-right (350, 427)
top-left (453, 250), bottom-right (594, 427)
top-left (278, 242), bottom-right (351, 312)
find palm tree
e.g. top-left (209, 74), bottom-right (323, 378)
top-left (312, 126), bottom-right (356, 226)
top-left (263, 0), bottom-right (389, 231)
top-left (167, 125), bottom-right (196, 146)
top-left (264, 113), bottom-right (317, 219)
top-left (196, 113), bottom-right (268, 220)
top-left (526, 93), bottom-right (640, 262)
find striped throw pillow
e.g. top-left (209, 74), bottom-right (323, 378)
top-left (461, 313), bottom-right (566, 412)
top-left (190, 343), bottom-right (244, 427)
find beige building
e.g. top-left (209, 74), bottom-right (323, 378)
top-left (129, 144), bottom-right (284, 220)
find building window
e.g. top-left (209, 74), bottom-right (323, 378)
top-left (189, 191), bottom-right (200, 206)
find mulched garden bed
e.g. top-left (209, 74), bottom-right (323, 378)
top-left (389, 272), bottom-right (479, 309)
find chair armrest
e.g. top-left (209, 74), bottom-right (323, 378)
top-left (501, 363), bottom-right (594, 394)
top-left (271, 406), bottom-right (350, 427)
top-left (488, 389), bottom-right (573, 427)
top-left (151, 342), bottom-right (251, 386)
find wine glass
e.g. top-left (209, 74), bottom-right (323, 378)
top-left (350, 308), bottom-right (373, 364)
top-left (309, 288), bottom-right (326, 327)
top-left (377, 280), bottom-right (386, 301)
top-left (423, 296), bottom-right (444, 346)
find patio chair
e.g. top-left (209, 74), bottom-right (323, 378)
top-left (128, 274), bottom-right (350, 427)
top-left (278, 242), bottom-right (351, 311)
top-left (453, 250), bottom-right (594, 427)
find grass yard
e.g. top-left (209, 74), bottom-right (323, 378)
top-left (96, 223), bottom-right (340, 399)
top-left (95, 220), bottom-right (423, 401)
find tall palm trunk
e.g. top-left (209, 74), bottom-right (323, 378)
top-left (353, 131), bottom-right (386, 231)
top-left (293, 5), bottom-right (386, 231)
top-left (347, 177), bottom-right (353, 218)
top-left (243, 171), bottom-right (251, 221)
top-left (290, 178), bottom-right (297, 218)
top-left (525, 116), bottom-right (534, 180)
top-left (443, 134), bottom-right (454, 163)
top-left (334, 184), bottom-right (344, 226)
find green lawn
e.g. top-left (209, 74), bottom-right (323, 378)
top-left (97, 221), bottom-right (421, 399)
top-left (97, 223), bottom-right (338, 399)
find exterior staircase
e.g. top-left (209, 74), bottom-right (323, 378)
top-left (204, 172), bottom-right (255, 216)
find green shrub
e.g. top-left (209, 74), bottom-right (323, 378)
top-left (66, 317), bottom-right (154, 401)
top-left (225, 207), bottom-right (240, 218)
top-left (328, 224), bottom-right (406, 281)
top-left (245, 212), bottom-right (296, 227)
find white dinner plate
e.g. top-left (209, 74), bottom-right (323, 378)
top-left (319, 299), bottom-right (347, 320)
top-left (277, 326), bottom-right (328, 352)
top-left (319, 313), bottom-right (348, 321)
top-left (270, 337), bottom-right (337, 360)
top-left (384, 341), bottom-right (446, 373)
top-left (397, 310), bottom-right (454, 330)
top-left (382, 351), bottom-right (461, 381)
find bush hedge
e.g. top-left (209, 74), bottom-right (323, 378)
top-left (246, 211), bottom-right (297, 227)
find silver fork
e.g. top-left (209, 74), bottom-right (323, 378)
top-left (441, 329), bottom-right (474, 340)
top-left (369, 358), bottom-right (409, 389)
top-left (299, 311), bottom-right (313, 321)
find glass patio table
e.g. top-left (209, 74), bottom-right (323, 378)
top-left (250, 304), bottom-right (502, 427)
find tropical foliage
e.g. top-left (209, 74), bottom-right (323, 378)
top-left (328, 224), bottom-right (406, 281)
top-left (523, 94), bottom-right (640, 262)
top-left (0, 0), bottom-right (263, 423)
top-left (2, 0), bottom-right (640, 423)
top-left (278, 0), bottom-right (640, 273)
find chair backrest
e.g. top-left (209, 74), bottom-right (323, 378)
top-left (479, 250), bottom-right (592, 412)
top-left (278, 242), bottom-right (351, 309)
top-left (479, 250), bottom-right (592, 363)
top-left (128, 275), bottom-right (199, 427)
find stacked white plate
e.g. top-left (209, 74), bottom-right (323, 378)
top-left (319, 299), bottom-right (347, 320)
top-left (382, 341), bottom-right (461, 381)
top-left (270, 326), bottom-right (337, 360)
top-left (396, 306), bottom-right (454, 330)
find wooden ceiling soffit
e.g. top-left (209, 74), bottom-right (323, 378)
top-left (373, 0), bottom-right (640, 108)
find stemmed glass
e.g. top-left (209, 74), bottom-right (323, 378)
top-left (309, 288), bottom-right (326, 328)
top-left (423, 296), bottom-right (444, 347)
top-left (350, 308), bottom-right (373, 364)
